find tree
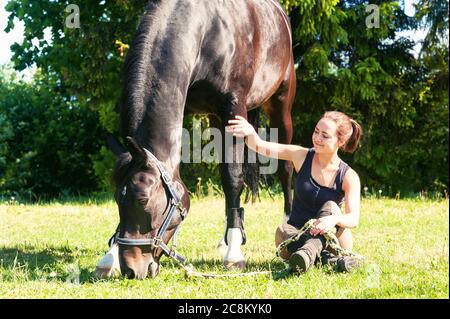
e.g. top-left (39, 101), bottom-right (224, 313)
top-left (0, 66), bottom-right (103, 199)
top-left (3, 0), bottom-right (448, 196)
top-left (281, 0), bottom-right (448, 193)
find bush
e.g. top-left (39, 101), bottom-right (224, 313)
top-left (0, 68), bottom-right (104, 200)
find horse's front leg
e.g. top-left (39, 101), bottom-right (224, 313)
top-left (219, 119), bottom-right (247, 270)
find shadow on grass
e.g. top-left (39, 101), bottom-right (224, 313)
top-left (0, 245), bottom-right (97, 284)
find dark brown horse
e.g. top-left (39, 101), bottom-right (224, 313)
top-left (99, 0), bottom-right (296, 279)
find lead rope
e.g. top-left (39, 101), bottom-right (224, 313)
top-left (275, 219), bottom-right (364, 260)
top-left (169, 219), bottom-right (362, 279)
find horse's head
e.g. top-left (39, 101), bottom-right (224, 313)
top-left (108, 135), bottom-right (189, 279)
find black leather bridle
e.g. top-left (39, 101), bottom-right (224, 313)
top-left (113, 148), bottom-right (188, 265)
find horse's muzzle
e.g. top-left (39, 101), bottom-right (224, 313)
top-left (119, 246), bottom-right (159, 279)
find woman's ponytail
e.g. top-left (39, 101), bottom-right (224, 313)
top-left (343, 119), bottom-right (362, 153)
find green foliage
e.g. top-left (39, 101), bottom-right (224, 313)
top-left (2, 0), bottom-right (448, 197)
top-left (179, 115), bottom-right (222, 193)
top-left (281, 0), bottom-right (448, 193)
top-left (0, 66), bottom-right (103, 200)
top-left (4, 0), bottom-right (146, 105)
top-left (416, 0), bottom-right (449, 52)
top-left (4, 0), bottom-right (148, 194)
top-left (90, 146), bottom-right (116, 192)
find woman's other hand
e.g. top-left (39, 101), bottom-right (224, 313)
top-left (310, 215), bottom-right (339, 236)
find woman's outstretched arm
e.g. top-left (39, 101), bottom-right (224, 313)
top-left (226, 115), bottom-right (308, 170)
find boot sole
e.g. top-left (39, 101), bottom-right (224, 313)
top-left (289, 251), bottom-right (309, 273)
top-left (337, 257), bottom-right (360, 272)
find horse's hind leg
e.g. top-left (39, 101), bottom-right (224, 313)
top-left (262, 63), bottom-right (296, 221)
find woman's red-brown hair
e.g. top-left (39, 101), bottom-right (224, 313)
top-left (322, 111), bottom-right (362, 153)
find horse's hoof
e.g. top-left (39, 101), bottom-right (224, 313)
top-left (94, 266), bottom-right (115, 279)
top-left (94, 264), bottom-right (121, 279)
top-left (95, 244), bottom-right (120, 279)
top-left (224, 260), bottom-right (246, 270)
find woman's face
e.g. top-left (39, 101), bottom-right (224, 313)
top-left (312, 118), bottom-right (342, 153)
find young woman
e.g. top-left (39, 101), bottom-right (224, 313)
top-left (226, 111), bottom-right (363, 273)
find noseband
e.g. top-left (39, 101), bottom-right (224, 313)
top-left (114, 148), bottom-right (188, 264)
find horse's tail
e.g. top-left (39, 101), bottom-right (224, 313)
top-left (243, 108), bottom-right (263, 203)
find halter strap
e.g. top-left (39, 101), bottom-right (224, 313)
top-left (143, 148), bottom-right (182, 204)
top-left (115, 147), bottom-right (188, 265)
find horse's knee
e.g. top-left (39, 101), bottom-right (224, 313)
top-left (228, 176), bottom-right (245, 190)
top-left (220, 164), bottom-right (244, 190)
top-left (222, 183), bottom-right (244, 200)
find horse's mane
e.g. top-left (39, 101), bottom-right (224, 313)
top-left (120, 0), bottom-right (174, 137)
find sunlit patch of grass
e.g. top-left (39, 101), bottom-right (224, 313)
top-left (0, 196), bottom-right (448, 298)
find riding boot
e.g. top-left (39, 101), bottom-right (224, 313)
top-left (319, 250), bottom-right (362, 272)
top-left (224, 207), bottom-right (246, 245)
top-left (288, 231), bottom-right (327, 273)
top-left (288, 201), bottom-right (341, 273)
top-left (275, 222), bottom-right (299, 260)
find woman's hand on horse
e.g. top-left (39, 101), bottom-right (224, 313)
top-left (310, 215), bottom-right (339, 236)
top-left (226, 115), bottom-right (257, 138)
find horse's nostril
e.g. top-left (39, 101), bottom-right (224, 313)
top-left (123, 264), bottom-right (150, 280)
top-left (123, 267), bottom-right (136, 279)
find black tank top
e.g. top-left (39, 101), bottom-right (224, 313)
top-left (288, 148), bottom-right (350, 228)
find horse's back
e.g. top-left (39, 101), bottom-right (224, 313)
top-left (127, 0), bottom-right (294, 115)
top-left (191, 0), bottom-right (294, 108)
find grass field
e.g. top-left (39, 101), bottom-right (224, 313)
top-left (0, 195), bottom-right (448, 299)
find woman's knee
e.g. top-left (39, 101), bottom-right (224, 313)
top-left (317, 201), bottom-right (341, 218)
top-left (275, 223), bottom-right (297, 247)
top-left (275, 226), bottom-right (285, 247)
top-left (275, 224), bottom-right (295, 260)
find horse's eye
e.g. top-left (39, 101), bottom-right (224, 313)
top-left (138, 197), bottom-right (149, 206)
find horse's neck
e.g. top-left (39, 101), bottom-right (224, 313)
top-left (121, 2), bottom-right (203, 172)
top-left (144, 115), bottom-right (185, 173)
top-left (119, 89), bottom-right (185, 173)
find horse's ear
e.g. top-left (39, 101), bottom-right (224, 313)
top-left (106, 134), bottom-right (126, 157)
top-left (124, 136), bottom-right (147, 162)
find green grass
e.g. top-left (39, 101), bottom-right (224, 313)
top-left (0, 195), bottom-right (448, 298)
